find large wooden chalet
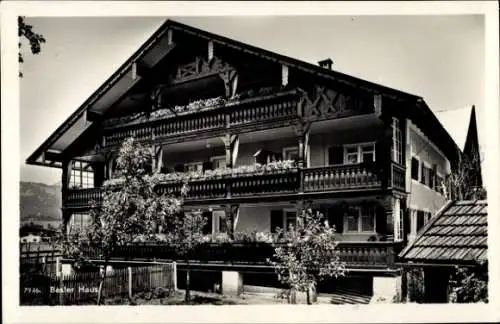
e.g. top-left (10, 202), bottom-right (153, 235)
top-left (27, 20), bottom-right (465, 299)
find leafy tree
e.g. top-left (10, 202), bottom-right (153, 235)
top-left (18, 16), bottom-right (46, 77)
top-left (268, 208), bottom-right (346, 304)
top-left (59, 137), bottom-right (185, 305)
top-left (448, 263), bottom-right (488, 303)
top-left (161, 209), bottom-right (206, 302)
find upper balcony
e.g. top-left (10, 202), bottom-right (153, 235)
top-left (63, 161), bottom-right (405, 209)
top-left (101, 85), bottom-right (377, 149)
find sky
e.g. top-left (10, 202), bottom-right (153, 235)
top-left (19, 15), bottom-right (485, 185)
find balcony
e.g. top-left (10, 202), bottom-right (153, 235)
top-left (103, 90), bottom-right (299, 148)
top-left (101, 85), bottom-right (377, 149)
top-left (63, 162), bottom-right (399, 209)
top-left (79, 241), bottom-right (401, 270)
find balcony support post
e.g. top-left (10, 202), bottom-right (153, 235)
top-left (104, 152), bottom-right (114, 180)
top-left (61, 159), bottom-right (72, 194)
top-left (152, 145), bottom-right (163, 172)
top-left (221, 134), bottom-right (239, 169)
top-left (62, 209), bottom-right (72, 239)
top-left (376, 111), bottom-right (393, 189)
top-left (292, 121), bottom-right (311, 168)
top-left (220, 69), bottom-right (239, 99)
top-left (224, 204), bottom-right (239, 239)
top-left (378, 196), bottom-right (395, 241)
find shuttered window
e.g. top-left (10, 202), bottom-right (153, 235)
top-left (411, 158), bottom-right (419, 181)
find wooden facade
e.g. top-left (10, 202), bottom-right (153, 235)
top-left (27, 20), bottom-right (463, 275)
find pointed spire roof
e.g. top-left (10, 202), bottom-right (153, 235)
top-left (463, 105), bottom-right (482, 187)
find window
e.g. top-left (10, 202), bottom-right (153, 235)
top-left (69, 213), bottom-right (92, 233)
top-left (343, 143), bottom-right (376, 164)
top-left (421, 164), bottom-right (432, 186)
top-left (210, 156), bottom-right (227, 170)
top-left (429, 168), bottom-right (435, 189)
top-left (392, 117), bottom-right (404, 164)
top-left (411, 157), bottom-right (420, 181)
top-left (361, 144), bottom-right (375, 163)
top-left (284, 211), bottom-right (297, 230)
top-left (344, 206), bottom-right (376, 233)
top-left (283, 147), bottom-right (299, 161)
top-left (184, 162), bottom-right (203, 172)
top-left (393, 199), bottom-right (403, 242)
top-left (70, 161), bottom-right (94, 189)
top-left (416, 210), bottom-right (425, 232)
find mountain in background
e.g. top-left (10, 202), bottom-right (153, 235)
top-left (20, 181), bottom-right (62, 223)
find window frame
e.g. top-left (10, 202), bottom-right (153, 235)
top-left (210, 155), bottom-right (227, 170)
top-left (342, 142), bottom-right (376, 165)
top-left (69, 213), bottom-right (92, 233)
top-left (282, 208), bottom-right (297, 230)
top-left (392, 117), bottom-right (404, 164)
top-left (393, 198), bottom-right (403, 242)
top-left (184, 161), bottom-right (204, 172)
top-left (343, 206), bottom-right (376, 234)
top-left (411, 156), bottom-right (420, 181)
top-left (282, 146), bottom-right (299, 162)
top-left (70, 161), bottom-right (94, 189)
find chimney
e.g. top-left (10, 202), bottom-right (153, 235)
top-left (318, 58), bottom-right (333, 70)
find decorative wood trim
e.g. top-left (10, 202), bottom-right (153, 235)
top-left (297, 85), bottom-right (373, 122)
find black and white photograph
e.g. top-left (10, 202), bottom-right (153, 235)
top-left (2, 1), bottom-right (499, 323)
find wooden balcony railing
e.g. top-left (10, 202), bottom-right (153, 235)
top-left (80, 242), bottom-right (399, 269)
top-left (103, 91), bottom-right (299, 148)
top-left (63, 164), bottom-right (397, 209)
top-left (303, 164), bottom-right (381, 192)
top-left (65, 188), bottom-right (103, 208)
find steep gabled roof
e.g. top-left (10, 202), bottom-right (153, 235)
top-left (26, 19), bottom-right (459, 168)
top-left (399, 200), bottom-right (488, 265)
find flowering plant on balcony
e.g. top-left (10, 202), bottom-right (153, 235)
top-left (104, 85), bottom-right (297, 128)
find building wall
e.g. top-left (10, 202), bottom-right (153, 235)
top-left (407, 122), bottom-right (449, 212)
top-left (229, 203), bottom-right (383, 242)
top-left (161, 123), bottom-right (384, 169)
top-left (309, 125), bottom-right (383, 167)
top-left (406, 121), bottom-right (450, 241)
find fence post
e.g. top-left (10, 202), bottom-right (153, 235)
top-left (172, 261), bottom-right (177, 292)
top-left (59, 272), bottom-right (64, 305)
top-left (128, 267), bottom-right (133, 300)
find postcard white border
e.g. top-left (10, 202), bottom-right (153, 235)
top-left (2, 1), bottom-right (499, 323)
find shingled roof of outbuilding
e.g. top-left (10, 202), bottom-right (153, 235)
top-left (399, 200), bottom-right (487, 265)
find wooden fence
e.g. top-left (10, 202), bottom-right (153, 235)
top-left (20, 263), bottom-right (177, 305)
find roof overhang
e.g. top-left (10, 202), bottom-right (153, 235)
top-left (26, 20), bottom-right (176, 168)
top-left (27, 19), bottom-right (457, 169)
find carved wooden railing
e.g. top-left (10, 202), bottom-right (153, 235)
top-left (80, 242), bottom-right (400, 269)
top-left (63, 164), bottom-right (397, 208)
top-left (64, 188), bottom-right (103, 208)
top-left (229, 171), bottom-right (299, 197)
top-left (390, 162), bottom-right (406, 192)
top-left (103, 91), bottom-right (299, 148)
top-left (229, 96), bottom-right (297, 126)
top-left (156, 178), bottom-right (227, 200)
top-left (303, 163), bottom-right (382, 192)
